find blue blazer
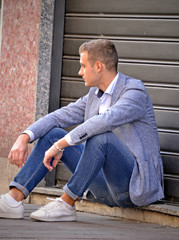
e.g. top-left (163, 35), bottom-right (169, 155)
top-left (27, 72), bottom-right (164, 206)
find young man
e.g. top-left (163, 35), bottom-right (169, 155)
top-left (0, 39), bottom-right (164, 221)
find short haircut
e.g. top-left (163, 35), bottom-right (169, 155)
top-left (79, 39), bottom-right (118, 72)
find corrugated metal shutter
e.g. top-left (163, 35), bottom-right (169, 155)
top-left (58, 0), bottom-right (179, 201)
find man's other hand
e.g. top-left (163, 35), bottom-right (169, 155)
top-left (8, 134), bottom-right (30, 168)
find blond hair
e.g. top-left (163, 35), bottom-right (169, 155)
top-left (79, 39), bottom-right (118, 72)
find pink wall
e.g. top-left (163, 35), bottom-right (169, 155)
top-left (0, 0), bottom-right (41, 157)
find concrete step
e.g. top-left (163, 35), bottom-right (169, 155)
top-left (28, 187), bottom-right (179, 228)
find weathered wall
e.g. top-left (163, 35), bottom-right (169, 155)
top-left (0, 0), bottom-right (41, 157)
top-left (0, 0), bottom-right (41, 193)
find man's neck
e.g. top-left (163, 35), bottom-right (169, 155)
top-left (98, 72), bottom-right (118, 92)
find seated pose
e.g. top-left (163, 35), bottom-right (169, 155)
top-left (0, 39), bottom-right (164, 222)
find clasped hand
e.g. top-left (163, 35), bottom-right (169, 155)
top-left (8, 134), bottom-right (67, 173)
top-left (8, 134), bottom-right (64, 172)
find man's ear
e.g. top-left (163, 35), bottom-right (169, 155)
top-left (95, 61), bottom-right (103, 72)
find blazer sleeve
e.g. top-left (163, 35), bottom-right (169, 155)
top-left (25, 94), bottom-right (88, 142)
top-left (68, 84), bottom-right (148, 145)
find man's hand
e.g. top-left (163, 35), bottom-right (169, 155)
top-left (43, 137), bottom-right (69, 171)
top-left (43, 146), bottom-right (63, 172)
top-left (8, 134), bottom-right (30, 168)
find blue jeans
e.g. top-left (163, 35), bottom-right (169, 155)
top-left (10, 128), bottom-right (135, 208)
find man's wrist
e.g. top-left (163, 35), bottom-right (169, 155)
top-left (64, 133), bottom-right (74, 146)
top-left (55, 137), bottom-right (69, 150)
top-left (19, 133), bottom-right (30, 144)
top-left (22, 130), bottom-right (34, 142)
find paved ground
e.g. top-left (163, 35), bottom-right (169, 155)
top-left (0, 204), bottom-right (179, 240)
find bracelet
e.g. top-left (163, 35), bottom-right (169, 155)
top-left (53, 143), bottom-right (64, 153)
top-left (52, 148), bottom-right (61, 156)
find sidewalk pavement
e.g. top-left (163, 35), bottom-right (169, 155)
top-left (0, 204), bottom-right (179, 240)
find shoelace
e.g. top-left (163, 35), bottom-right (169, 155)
top-left (39, 197), bottom-right (62, 212)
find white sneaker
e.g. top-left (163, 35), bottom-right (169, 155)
top-left (0, 194), bottom-right (24, 219)
top-left (30, 198), bottom-right (77, 222)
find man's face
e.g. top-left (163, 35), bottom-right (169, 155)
top-left (78, 52), bottom-right (100, 87)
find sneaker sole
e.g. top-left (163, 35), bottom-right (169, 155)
top-left (0, 212), bottom-right (24, 219)
top-left (30, 214), bottom-right (77, 222)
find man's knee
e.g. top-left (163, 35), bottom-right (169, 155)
top-left (86, 132), bottom-right (115, 147)
top-left (42, 128), bottom-right (67, 140)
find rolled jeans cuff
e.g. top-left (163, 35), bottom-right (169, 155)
top-left (63, 184), bottom-right (78, 200)
top-left (9, 181), bottom-right (29, 199)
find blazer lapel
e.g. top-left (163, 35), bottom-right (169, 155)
top-left (85, 72), bottom-right (127, 120)
top-left (84, 87), bottom-right (102, 121)
top-left (87, 95), bottom-right (101, 119)
top-left (111, 72), bottom-right (126, 106)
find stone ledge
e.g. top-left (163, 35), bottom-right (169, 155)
top-left (142, 203), bottom-right (179, 217)
top-left (31, 186), bottom-right (64, 197)
top-left (29, 187), bottom-right (179, 227)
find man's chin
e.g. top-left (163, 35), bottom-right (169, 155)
top-left (85, 82), bottom-right (93, 87)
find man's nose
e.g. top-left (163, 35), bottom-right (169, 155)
top-left (78, 68), bottom-right (82, 76)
